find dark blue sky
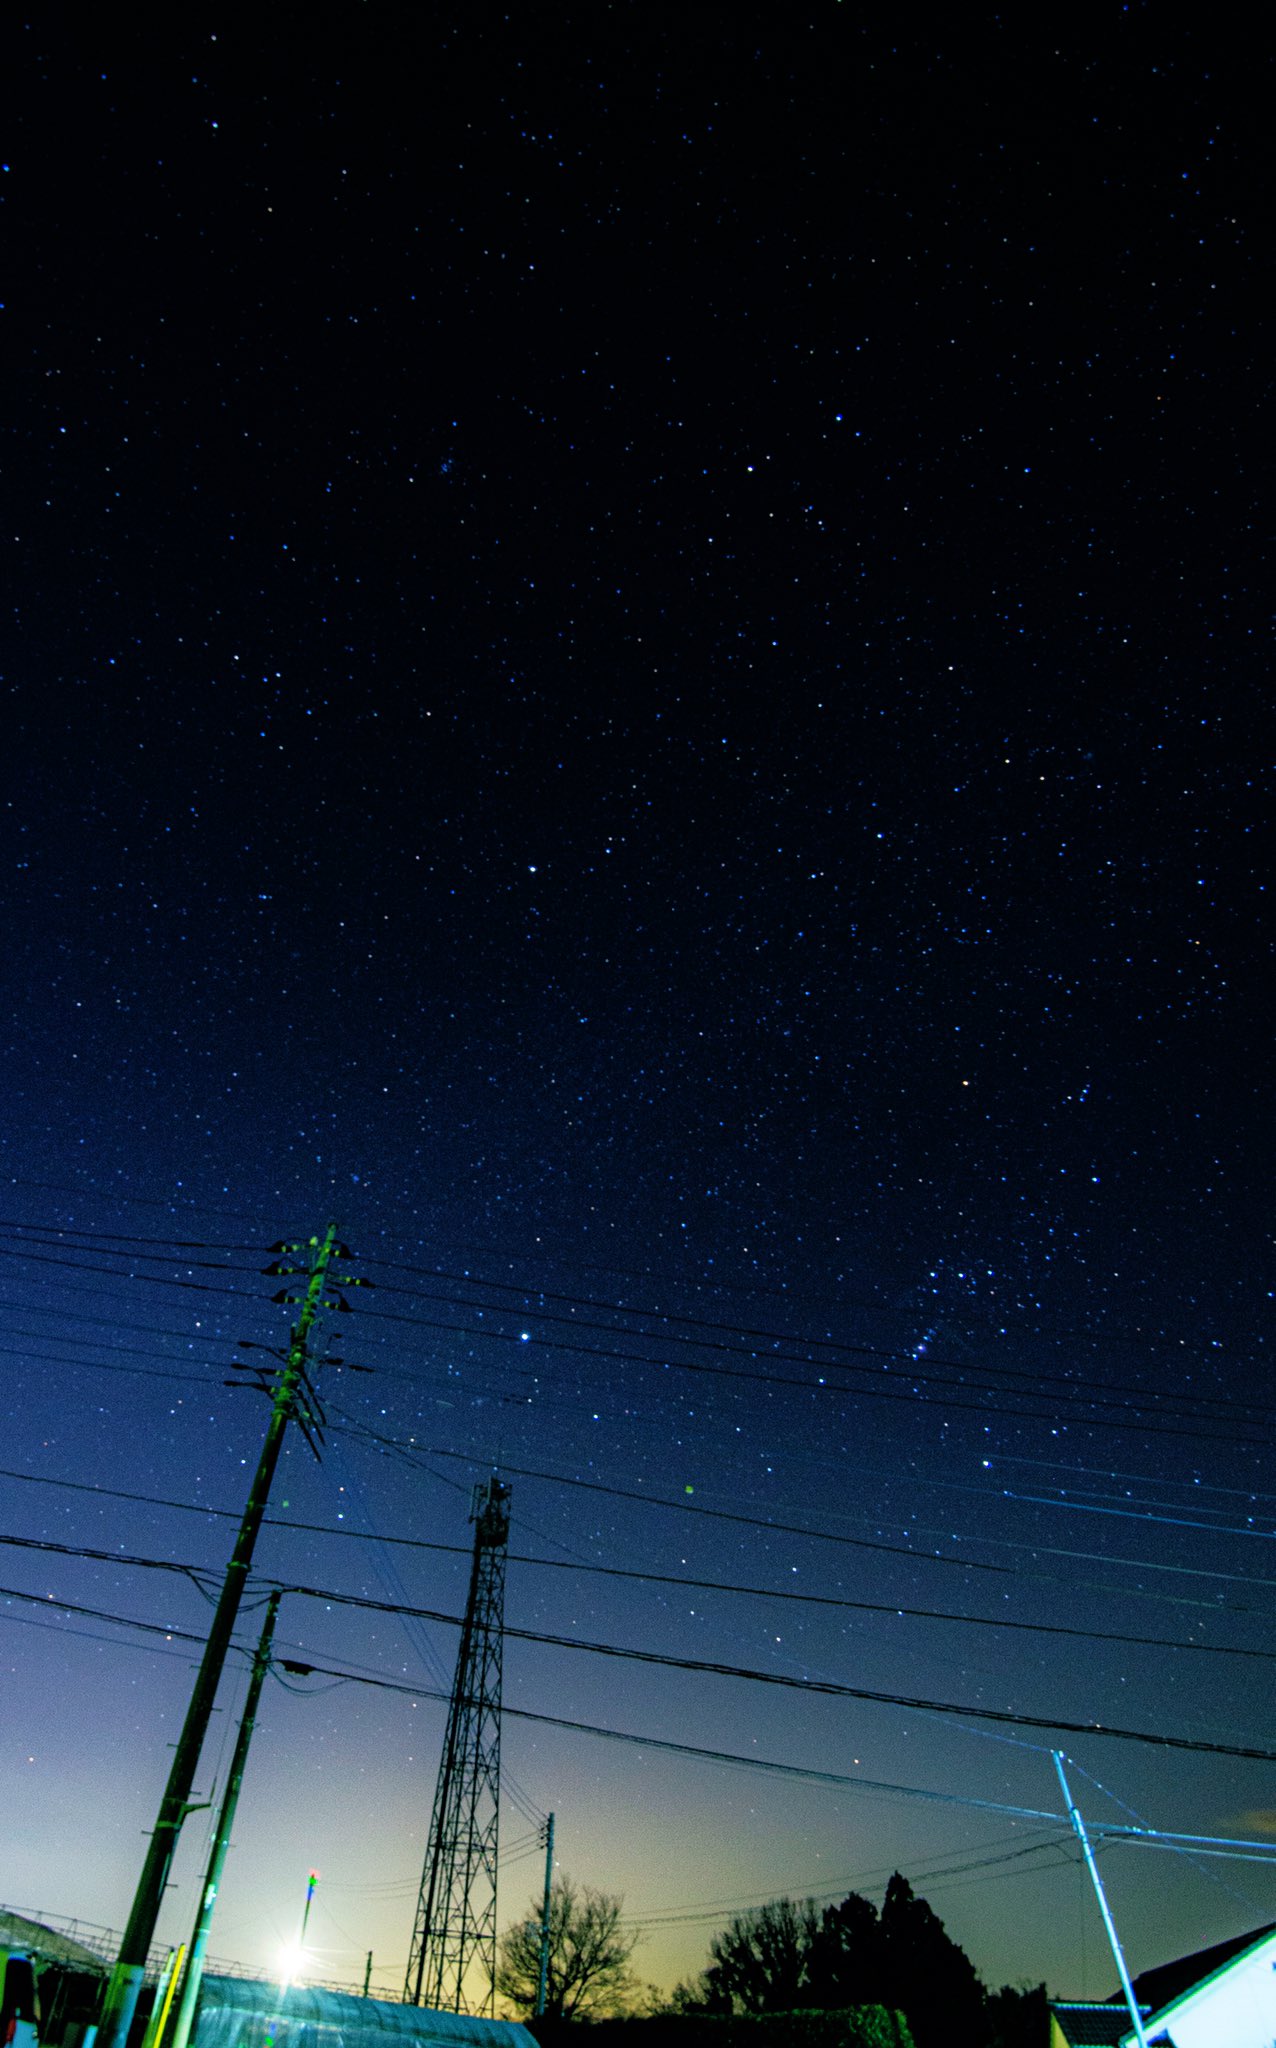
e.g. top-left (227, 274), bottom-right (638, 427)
top-left (2, 2), bottom-right (1272, 2010)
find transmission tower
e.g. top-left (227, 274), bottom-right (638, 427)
top-left (404, 1474), bottom-right (511, 2014)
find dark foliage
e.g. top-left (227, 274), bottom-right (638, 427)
top-left (982, 1983), bottom-right (1049, 2048)
top-left (531, 2010), bottom-right (913, 2047)
top-left (666, 1875), bottom-right (1028, 2048)
top-left (876, 1875), bottom-right (987, 2048)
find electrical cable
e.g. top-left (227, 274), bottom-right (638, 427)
top-left (343, 1297), bottom-right (1276, 1448)
top-left (271, 1576), bottom-right (1276, 1763)
top-left (0, 1292), bottom-right (244, 1348)
top-left (227, 1654), bottom-right (1276, 1837)
top-left (6, 1463), bottom-right (1274, 1644)
top-left (354, 1259), bottom-right (1271, 1426)
top-left (7, 1182), bottom-right (1261, 1362)
top-left (331, 1424), bottom-right (1276, 1595)
top-left (11, 1581), bottom-right (1276, 1854)
top-left (0, 1583), bottom-right (225, 1647)
top-left (356, 1244), bottom-right (1269, 1373)
top-left (1, 1231), bottom-right (1269, 1449)
top-left (623, 1832), bottom-right (1076, 1928)
top-left (0, 1338), bottom-right (212, 1387)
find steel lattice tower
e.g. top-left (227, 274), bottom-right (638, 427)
top-left (404, 1475), bottom-right (511, 2014)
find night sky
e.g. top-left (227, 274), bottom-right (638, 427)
top-left (2, 2), bottom-right (1273, 2015)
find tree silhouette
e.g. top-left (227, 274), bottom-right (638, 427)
top-left (493, 1875), bottom-right (640, 2020)
top-left (877, 1875), bottom-right (986, 2048)
top-left (676, 1877), bottom-right (990, 2044)
top-left (701, 1897), bottom-right (823, 2013)
top-left (807, 1888), bottom-right (886, 2010)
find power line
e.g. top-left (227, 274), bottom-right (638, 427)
top-left (0, 1578), bottom-right (1065, 1825)
top-left (0, 1243), bottom-right (256, 1298)
top-left (0, 1219), bottom-right (263, 1253)
top-left (1, 1521), bottom-right (1268, 1682)
top-left (0, 1583), bottom-right (220, 1647)
top-left (5, 1184), bottom-right (1263, 1361)
top-left (11, 1572), bottom-right (1276, 1840)
top-left (232, 1650), bottom-right (1276, 1822)
top-left (0, 1293), bottom-right (245, 1348)
top-left (355, 1243), bottom-right (1269, 1369)
top-left (7, 1455), bottom-right (1274, 1636)
top-left (623, 1833), bottom-right (1076, 1928)
top-left (343, 1296), bottom-right (1276, 1448)
top-left (336, 1426), bottom-right (1276, 1595)
top-left (0, 1534), bottom-right (219, 1590)
top-left (271, 1577), bottom-right (1276, 1763)
top-left (0, 1229), bottom-right (253, 1275)
top-left (497, 1551), bottom-right (1276, 1662)
top-left (0, 1339), bottom-right (212, 1387)
top-left (357, 1255), bottom-right (1270, 1423)
top-left (2, 1229), bottom-right (1269, 1447)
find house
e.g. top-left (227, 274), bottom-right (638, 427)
top-left (1051, 2005), bottom-right (1149, 2046)
top-left (191, 1974), bottom-right (538, 2048)
top-left (1051, 1923), bottom-right (1276, 2048)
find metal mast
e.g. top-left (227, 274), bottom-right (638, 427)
top-left (404, 1475), bottom-right (511, 2015)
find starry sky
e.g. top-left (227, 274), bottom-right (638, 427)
top-left (2, 1), bottom-right (1273, 2015)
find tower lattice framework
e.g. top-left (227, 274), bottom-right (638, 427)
top-left (404, 1475), bottom-right (511, 2014)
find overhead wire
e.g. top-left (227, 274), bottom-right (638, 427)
top-left (0, 1227), bottom-right (1270, 1450)
top-left (5, 1184), bottom-right (1265, 1360)
top-left (6, 1462), bottom-right (1275, 1650)
top-left (341, 1296), bottom-right (1276, 1449)
top-left (219, 1651), bottom-right (1276, 1838)
top-left (270, 1575), bottom-right (1276, 1763)
top-left (412, 1280), bottom-right (1264, 1423)
top-left (355, 1243), bottom-right (1269, 1377)
top-left (11, 1573), bottom-right (1276, 1856)
top-left (984, 1449), bottom-right (1276, 1507)
top-left (7, 1261), bottom-right (1267, 1557)
top-left (622, 1831), bottom-right (1076, 1929)
top-left (330, 1422), bottom-right (1276, 1596)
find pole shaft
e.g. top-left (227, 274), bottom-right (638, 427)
top-left (138, 1952), bottom-right (178, 2048)
top-left (97, 1228), bottom-right (339, 2048)
top-left (534, 1813), bottom-right (555, 2018)
top-left (1052, 1752), bottom-right (1149, 2048)
top-left (165, 1594), bottom-right (282, 2048)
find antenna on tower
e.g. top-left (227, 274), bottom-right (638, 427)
top-left (404, 1474), bottom-right (511, 2015)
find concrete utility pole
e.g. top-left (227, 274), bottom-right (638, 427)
top-left (97, 1226), bottom-right (347, 2048)
top-left (534, 1813), bottom-right (555, 2019)
top-left (1052, 1752), bottom-right (1149, 2048)
top-left (139, 1948), bottom-right (183, 2048)
top-left (165, 1592), bottom-right (282, 2048)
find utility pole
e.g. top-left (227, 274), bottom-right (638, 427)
top-left (1052, 1752), bottom-right (1149, 2048)
top-left (165, 1593), bottom-right (281, 2048)
top-left (534, 1813), bottom-right (555, 2019)
top-left (139, 1949), bottom-right (183, 2048)
top-left (97, 1226), bottom-right (354, 2048)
